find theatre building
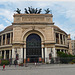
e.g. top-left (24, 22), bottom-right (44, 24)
top-left (0, 14), bottom-right (72, 63)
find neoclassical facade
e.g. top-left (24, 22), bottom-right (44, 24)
top-left (0, 14), bottom-right (72, 63)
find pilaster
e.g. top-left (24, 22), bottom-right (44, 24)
top-left (45, 47), bottom-right (47, 63)
top-left (24, 48), bottom-right (26, 59)
top-left (12, 48), bottom-right (15, 59)
top-left (42, 45), bottom-right (44, 58)
top-left (21, 48), bottom-right (23, 58)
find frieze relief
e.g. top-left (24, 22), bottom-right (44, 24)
top-left (46, 17), bottom-right (51, 22)
top-left (22, 17), bottom-right (45, 22)
top-left (22, 28), bottom-right (28, 33)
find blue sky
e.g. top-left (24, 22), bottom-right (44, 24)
top-left (0, 0), bottom-right (75, 39)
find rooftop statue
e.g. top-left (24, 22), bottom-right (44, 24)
top-left (44, 8), bottom-right (51, 14)
top-left (24, 6), bottom-right (42, 14)
top-left (37, 8), bottom-right (42, 14)
top-left (15, 8), bottom-right (21, 14)
top-left (24, 8), bottom-right (29, 14)
top-left (15, 7), bottom-right (51, 14)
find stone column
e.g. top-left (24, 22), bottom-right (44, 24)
top-left (63, 50), bottom-right (65, 53)
top-left (45, 47), bottom-right (48, 63)
top-left (9, 50), bottom-right (11, 59)
top-left (24, 48), bottom-right (26, 63)
top-left (59, 33), bottom-right (60, 44)
top-left (0, 51), bottom-right (2, 57)
top-left (63, 35), bottom-right (65, 45)
top-left (1, 35), bottom-right (3, 45)
top-left (10, 33), bottom-right (12, 44)
top-left (12, 48), bottom-right (15, 64)
top-left (53, 48), bottom-right (56, 57)
top-left (21, 48), bottom-right (23, 58)
top-left (65, 36), bottom-right (67, 45)
top-left (52, 48), bottom-right (56, 63)
top-left (12, 48), bottom-right (15, 59)
top-left (62, 35), bottom-right (64, 44)
top-left (5, 34), bottom-right (7, 45)
top-left (60, 49), bottom-right (62, 52)
top-left (19, 48), bottom-right (23, 63)
top-left (42, 45), bottom-right (44, 58)
top-left (4, 50), bottom-right (6, 59)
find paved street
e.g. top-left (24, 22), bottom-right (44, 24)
top-left (0, 64), bottom-right (75, 75)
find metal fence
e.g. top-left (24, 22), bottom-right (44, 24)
top-left (0, 57), bottom-right (75, 66)
top-left (49, 57), bottom-right (75, 64)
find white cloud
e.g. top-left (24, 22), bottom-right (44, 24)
top-left (0, 0), bottom-right (75, 2)
top-left (0, 8), bottom-right (14, 22)
top-left (0, 24), bottom-right (6, 30)
top-left (65, 10), bottom-right (75, 21)
top-left (0, 1), bottom-right (74, 39)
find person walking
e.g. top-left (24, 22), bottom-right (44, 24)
top-left (3, 64), bottom-right (5, 71)
top-left (14, 60), bottom-right (17, 67)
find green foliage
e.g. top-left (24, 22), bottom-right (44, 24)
top-left (69, 61), bottom-right (74, 64)
top-left (57, 52), bottom-right (74, 57)
top-left (51, 58), bottom-right (54, 64)
top-left (1, 60), bottom-right (9, 66)
top-left (72, 59), bottom-right (75, 63)
top-left (57, 52), bottom-right (75, 64)
top-left (0, 56), bottom-right (2, 59)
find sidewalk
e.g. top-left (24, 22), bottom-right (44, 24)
top-left (0, 64), bottom-right (75, 70)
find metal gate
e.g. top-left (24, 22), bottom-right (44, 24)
top-left (26, 33), bottom-right (41, 63)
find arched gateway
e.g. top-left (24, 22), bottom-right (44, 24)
top-left (0, 14), bottom-right (70, 64)
top-left (26, 33), bottom-right (42, 63)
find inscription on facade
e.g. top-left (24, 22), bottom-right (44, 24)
top-left (22, 17), bottom-right (44, 22)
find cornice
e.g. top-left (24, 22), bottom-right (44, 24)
top-left (12, 22), bottom-right (54, 25)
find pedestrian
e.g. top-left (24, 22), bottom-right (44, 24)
top-left (14, 60), bottom-right (17, 67)
top-left (35, 62), bottom-right (36, 67)
top-left (9, 58), bottom-right (12, 67)
top-left (3, 64), bottom-right (5, 71)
